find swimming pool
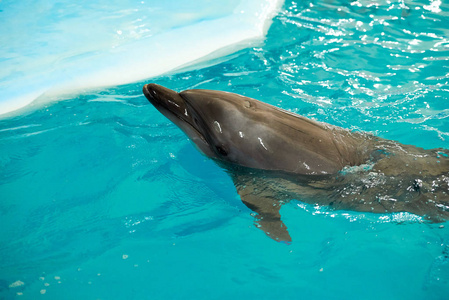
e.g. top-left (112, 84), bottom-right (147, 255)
top-left (1, 0), bottom-right (449, 299)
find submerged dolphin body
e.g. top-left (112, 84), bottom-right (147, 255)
top-left (143, 83), bottom-right (449, 242)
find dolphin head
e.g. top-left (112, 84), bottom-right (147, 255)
top-left (143, 83), bottom-right (359, 175)
top-left (143, 83), bottom-right (215, 158)
top-left (144, 83), bottom-right (264, 165)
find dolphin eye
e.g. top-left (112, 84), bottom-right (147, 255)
top-left (215, 145), bottom-right (228, 156)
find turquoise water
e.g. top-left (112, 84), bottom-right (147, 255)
top-left (1, 0), bottom-right (449, 299)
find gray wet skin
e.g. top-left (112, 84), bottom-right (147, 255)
top-left (143, 83), bottom-right (449, 243)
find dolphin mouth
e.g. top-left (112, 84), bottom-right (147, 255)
top-left (142, 83), bottom-right (156, 103)
top-left (143, 83), bottom-right (190, 122)
top-left (143, 83), bottom-right (182, 110)
top-left (143, 83), bottom-right (209, 146)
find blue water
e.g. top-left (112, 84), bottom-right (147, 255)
top-left (1, 0), bottom-right (449, 299)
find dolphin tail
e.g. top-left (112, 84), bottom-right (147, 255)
top-left (232, 174), bottom-right (292, 243)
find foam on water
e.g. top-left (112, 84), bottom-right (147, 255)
top-left (0, 0), bottom-right (283, 115)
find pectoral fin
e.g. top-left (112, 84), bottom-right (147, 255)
top-left (232, 175), bottom-right (291, 243)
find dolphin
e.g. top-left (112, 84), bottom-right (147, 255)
top-left (143, 83), bottom-right (449, 242)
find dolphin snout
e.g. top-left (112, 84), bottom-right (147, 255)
top-left (143, 83), bottom-right (182, 106)
top-left (142, 83), bottom-right (161, 103)
top-left (143, 83), bottom-right (188, 117)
